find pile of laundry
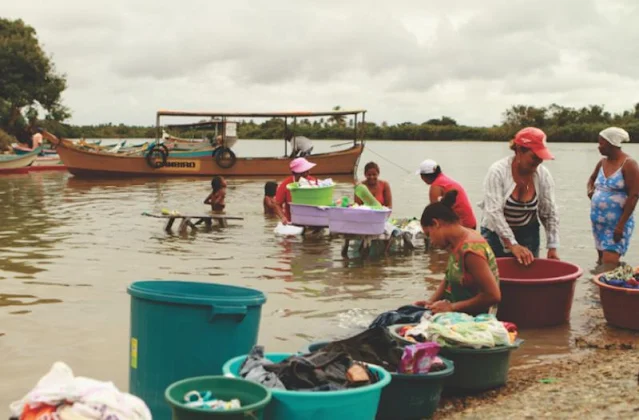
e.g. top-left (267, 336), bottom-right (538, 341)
top-left (398, 342), bottom-right (447, 375)
top-left (9, 362), bottom-right (151, 420)
top-left (383, 218), bottom-right (425, 249)
top-left (297, 177), bottom-right (334, 188)
top-left (181, 390), bottom-right (241, 410)
top-left (395, 313), bottom-right (518, 349)
top-left (239, 344), bottom-right (381, 392)
top-left (598, 263), bottom-right (639, 289)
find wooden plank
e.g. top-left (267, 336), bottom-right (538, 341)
top-left (143, 213), bottom-right (243, 220)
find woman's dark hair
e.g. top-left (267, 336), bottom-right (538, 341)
top-left (264, 181), bottom-right (278, 197)
top-left (421, 165), bottom-right (442, 182)
top-left (421, 190), bottom-right (460, 227)
top-left (364, 161), bottom-right (380, 173)
top-left (211, 176), bottom-right (224, 193)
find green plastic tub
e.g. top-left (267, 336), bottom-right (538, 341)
top-left (223, 352), bottom-right (392, 420)
top-left (165, 376), bottom-right (271, 419)
top-left (387, 324), bottom-right (522, 394)
top-left (286, 182), bottom-right (334, 206)
top-left (128, 281), bottom-right (267, 420)
top-left (440, 341), bottom-right (522, 394)
top-left (298, 340), bottom-right (455, 420)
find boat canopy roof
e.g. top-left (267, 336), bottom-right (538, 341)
top-left (157, 109), bottom-right (367, 118)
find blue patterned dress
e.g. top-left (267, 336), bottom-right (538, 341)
top-left (590, 160), bottom-right (635, 255)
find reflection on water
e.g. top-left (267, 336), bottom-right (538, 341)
top-left (1, 140), bottom-right (638, 408)
top-left (0, 293), bottom-right (62, 308)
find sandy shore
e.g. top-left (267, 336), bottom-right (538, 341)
top-left (435, 309), bottom-right (639, 419)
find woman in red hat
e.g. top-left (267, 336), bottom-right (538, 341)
top-left (478, 127), bottom-right (560, 265)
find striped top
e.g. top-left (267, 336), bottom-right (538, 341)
top-left (478, 156), bottom-right (559, 249)
top-left (504, 194), bottom-right (538, 227)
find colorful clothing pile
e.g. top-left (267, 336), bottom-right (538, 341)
top-left (10, 362), bottom-right (151, 420)
top-left (398, 342), bottom-right (446, 374)
top-left (599, 264), bottom-right (639, 289)
top-left (398, 313), bottom-right (518, 349)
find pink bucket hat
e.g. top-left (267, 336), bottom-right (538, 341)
top-left (289, 157), bottom-right (316, 174)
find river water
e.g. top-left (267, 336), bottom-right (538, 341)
top-left (1, 139), bottom-right (637, 409)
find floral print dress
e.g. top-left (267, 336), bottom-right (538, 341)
top-left (590, 160), bottom-right (635, 256)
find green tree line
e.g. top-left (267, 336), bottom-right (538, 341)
top-left (2, 17), bottom-right (639, 150)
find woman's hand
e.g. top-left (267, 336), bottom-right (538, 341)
top-left (510, 244), bottom-right (534, 266)
top-left (429, 300), bottom-right (454, 314)
top-left (413, 300), bottom-right (431, 308)
top-left (547, 248), bottom-right (559, 260)
top-left (614, 225), bottom-right (624, 243)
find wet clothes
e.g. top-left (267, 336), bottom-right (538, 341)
top-left (368, 305), bottom-right (429, 329)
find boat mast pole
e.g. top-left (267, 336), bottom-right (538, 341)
top-left (362, 111), bottom-right (367, 145)
top-left (155, 113), bottom-right (161, 144)
top-left (284, 117), bottom-right (288, 157)
top-left (353, 112), bottom-right (358, 146)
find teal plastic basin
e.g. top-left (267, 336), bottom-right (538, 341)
top-left (165, 376), bottom-right (271, 420)
top-left (298, 340), bottom-right (455, 420)
top-left (223, 352), bottom-right (392, 420)
top-left (128, 280), bottom-right (266, 420)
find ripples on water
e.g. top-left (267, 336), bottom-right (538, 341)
top-left (1, 140), bottom-right (638, 406)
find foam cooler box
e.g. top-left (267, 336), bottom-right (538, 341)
top-left (327, 207), bottom-right (391, 235)
top-left (290, 204), bottom-right (329, 227)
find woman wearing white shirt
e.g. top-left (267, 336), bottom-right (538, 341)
top-left (479, 127), bottom-right (560, 266)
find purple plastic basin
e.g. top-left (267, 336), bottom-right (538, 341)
top-left (290, 203), bottom-right (329, 227)
top-left (327, 207), bottom-right (391, 235)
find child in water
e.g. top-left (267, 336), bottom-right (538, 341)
top-left (263, 181), bottom-right (278, 215)
top-left (204, 176), bottom-right (227, 212)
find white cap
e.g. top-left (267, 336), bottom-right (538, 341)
top-left (599, 127), bottom-right (630, 147)
top-left (416, 159), bottom-right (438, 175)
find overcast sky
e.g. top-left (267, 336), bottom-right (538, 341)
top-left (4, 0), bottom-right (639, 126)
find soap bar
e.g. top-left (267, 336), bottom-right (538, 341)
top-left (346, 364), bottom-right (370, 383)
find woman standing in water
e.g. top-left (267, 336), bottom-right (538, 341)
top-left (355, 162), bottom-right (392, 208)
top-left (415, 191), bottom-right (501, 315)
top-left (479, 127), bottom-right (559, 265)
top-left (417, 159), bottom-right (476, 229)
top-left (588, 127), bottom-right (639, 266)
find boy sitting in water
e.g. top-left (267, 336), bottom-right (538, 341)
top-left (263, 181), bottom-right (278, 215)
top-left (204, 176), bottom-right (227, 212)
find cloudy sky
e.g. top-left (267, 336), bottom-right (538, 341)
top-left (4, 0), bottom-right (639, 126)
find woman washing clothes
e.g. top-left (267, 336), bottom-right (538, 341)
top-left (355, 162), bottom-right (392, 208)
top-left (479, 127), bottom-right (559, 266)
top-left (414, 191), bottom-right (501, 315)
top-left (588, 127), bottom-right (639, 266)
top-left (273, 157), bottom-right (317, 224)
top-left (417, 159), bottom-right (476, 229)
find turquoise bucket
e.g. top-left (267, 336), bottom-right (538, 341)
top-left (128, 281), bottom-right (267, 420)
top-left (222, 352), bottom-right (392, 420)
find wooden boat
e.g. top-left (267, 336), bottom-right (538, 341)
top-left (0, 148), bottom-right (42, 174)
top-left (42, 109), bottom-right (367, 178)
top-left (12, 143), bottom-right (58, 156)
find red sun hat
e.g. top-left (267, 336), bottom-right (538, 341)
top-left (513, 127), bottom-right (554, 160)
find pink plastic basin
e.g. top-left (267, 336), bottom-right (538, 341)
top-left (290, 203), bottom-right (329, 227)
top-left (592, 272), bottom-right (639, 331)
top-left (327, 207), bottom-right (391, 235)
top-left (496, 258), bottom-right (583, 328)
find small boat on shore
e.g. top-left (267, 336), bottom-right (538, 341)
top-left (42, 109), bottom-right (367, 178)
top-left (0, 148), bottom-right (42, 174)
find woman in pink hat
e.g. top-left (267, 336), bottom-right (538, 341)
top-left (273, 157), bottom-right (317, 224)
top-left (478, 127), bottom-right (560, 266)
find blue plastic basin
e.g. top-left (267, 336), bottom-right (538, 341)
top-left (223, 352), bottom-right (392, 420)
